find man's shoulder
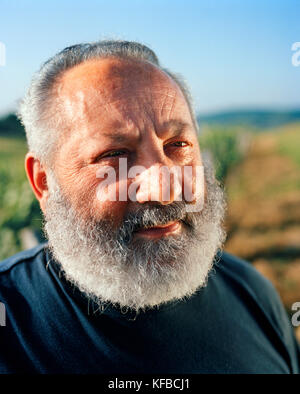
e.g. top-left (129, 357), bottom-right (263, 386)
top-left (214, 250), bottom-right (292, 337)
top-left (215, 249), bottom-right (275, 295)
top-left (0, 243), bottom-right (48, 281)
top-left (0, 243), bottom-right (53, 316)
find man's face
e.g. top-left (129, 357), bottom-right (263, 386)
top-left (53, 58), bottom-right (202, 230)
top-left (44, 58), bottom-right (226, 312)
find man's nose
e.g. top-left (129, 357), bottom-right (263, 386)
top-left (133, 163), bottom-right (183, 205)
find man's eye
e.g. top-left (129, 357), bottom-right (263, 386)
top-left (169, 141), bottom-right (189, 147)
top-left (100, 150), bottom-right (127, 159)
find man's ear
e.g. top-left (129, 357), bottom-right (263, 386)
top-left (25, 153), bottom-right (49, 214)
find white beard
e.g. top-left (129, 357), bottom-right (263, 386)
top-left (44, 161), bottom-right (226, 313)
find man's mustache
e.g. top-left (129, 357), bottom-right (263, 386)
top-left (116, 201), bottom-right (197, 246)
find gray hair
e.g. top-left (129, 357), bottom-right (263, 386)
top-left (18, 40), bottom-right (198, 166)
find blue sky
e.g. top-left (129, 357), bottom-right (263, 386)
top-left (0, 0), bottom-right (299, 115)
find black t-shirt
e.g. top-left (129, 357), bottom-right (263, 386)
top-left (0, 243), bottom-right (299, 374)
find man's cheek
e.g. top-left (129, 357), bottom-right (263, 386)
top-left (94, 200), bottom-right (128, 225)
top-left (60, 171), bottom-right (100, 216)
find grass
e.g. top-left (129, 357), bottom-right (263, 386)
top-left (277, 124), bottom-right (300, 168)
top-left (0, 136), bottom-right (42, 260)
top-left (198, 126), bottom-right (246, 182)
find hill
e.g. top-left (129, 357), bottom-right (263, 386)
top-left (198, 109), bottom-right (300, 130)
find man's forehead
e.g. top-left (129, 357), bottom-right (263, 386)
top-left (54, 57), bottom-right (189, 129)
top-left (56, 57), bottom-right (179, 100)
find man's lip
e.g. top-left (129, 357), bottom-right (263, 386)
top-left (134, 221), bottom-right (182, 238)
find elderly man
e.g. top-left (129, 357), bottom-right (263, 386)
top-left (0, 40), bottom-right (299, 374)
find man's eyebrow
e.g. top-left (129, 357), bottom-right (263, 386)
top-left (100, 119), bottom-right (190, 142)
top-left (101, 132), bottom-right (133, 143)
top-left (157, 119), bottom-right (191, 136)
